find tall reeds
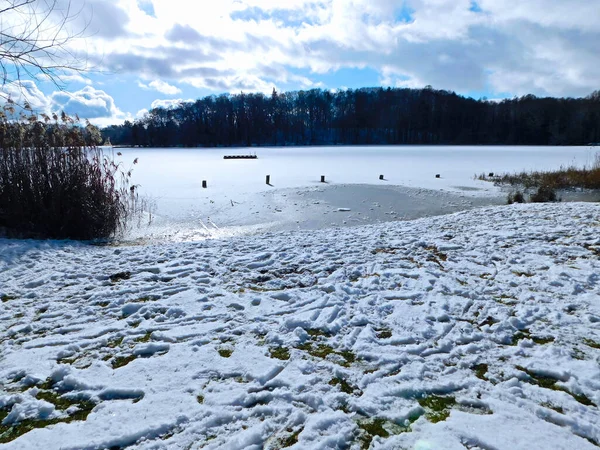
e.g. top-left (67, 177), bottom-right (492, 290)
top-left (0, 107), bottom-right (136, 240)
top-left (478, 153), bottom-right (600, 191)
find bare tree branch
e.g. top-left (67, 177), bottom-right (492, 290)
top-left (0, 0), bottom-right (90, 108)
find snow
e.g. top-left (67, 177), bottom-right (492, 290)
top-left (1, 202), bottom-right (600, 449)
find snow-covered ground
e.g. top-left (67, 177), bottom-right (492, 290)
top-left (2, 202), bottom-right (600, 449)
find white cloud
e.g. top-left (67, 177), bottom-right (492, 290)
top-left (51, 86), bottom-right (134, 126)
top-left (0, 81), bottom-right (52, 114)
top-left (182, 74), bottom-right (276, 95)
top-left (52, 87), bottom-right (121, 118)
top-left (138, 79), bottom-right (182, 95)
top-left (150, 98), bottom-right (193, 109)
top-left (477, 0), bottom-right (600, 32)
top-left (1, 81), bottom-right (132, 126)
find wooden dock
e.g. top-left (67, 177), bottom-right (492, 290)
top-left (223, 155), bottom-right (258, 160)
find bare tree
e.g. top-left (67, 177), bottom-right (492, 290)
top-left (0, 0), bottom-right (88, 101)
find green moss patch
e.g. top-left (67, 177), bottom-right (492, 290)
top-left (512, 271), bottom-right (534, 278)
top-left (135, 332), bottom-right (153, 343)
top-left (356, 417), bottom-right (415, 450)
top-left (279, 427), bottom-right (303, 448)
top-left (37, 378), bottom-right (56, 390)
top-left (478, 316), bottom-right (498, 327)
top-left (510, 329), bottom-right (554, 346)
top-left (583, 338), bottom-right (600, 349)
top-left (418, 395), bottom-right (456, 423)
top-left (494, 294), bottom-right (518, 305)
top-left (0, 408), bottom-right (9, 425)
top-left (269, 347), bottom-right (290, 360)
top-left (107, 336), bottom-right (124, 348)
top-left (57, 356), bottom-right (79, 365)
top-left (565, 391), bottom-right (595, 407)
top-left (0, 391), bottom-right (96, 444)
top-left (511, 330), bottom-right (530, 345)
top-left (516, 366), bottom-right (558, 389)
top-left (218, 348), bottom-right (233, 358)
top-left (339, 350), bottom-right (356, 365)
top-left (329, 377), bottom-right (361, 396)
top-left (310, 344), bottom-right (336, 359)
top-left (109, 271), bottom-right (131, 283)
top-left (132, 295), bottom-right (159, 303)
top-left (373, 247), bottom-right (399, 255)
top-left (358, 418), bottom-right (389, 449)
top-left (532, 335), bottom-right (555, 345)
top-left (305, 328), bottom-right (331, 338)
top-left (112, 355), bottom-right (137, 369)
top-left (375, 329), bottom-right (392, 339)
top-left (517, 366), bottom-right (596, 407)
top-left (296, 343), bottom-right (312, 352)
top-left (472, 363), bottom-right (488, 380)
top-left (36, 391), bottom-right (89, 413)
top-left (541, 402), bottom-right (564, 414)
top-left (297, 342), bottom-right (356, 366)
top-left (572, 347), bottom-right (586, 360)
top-left (583, 243), bottom-right (600, 257)
top-left (424, 245), bottom-right (448, 267)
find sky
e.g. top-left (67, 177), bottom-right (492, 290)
top-left (1, 0), bottom-right (599, 127)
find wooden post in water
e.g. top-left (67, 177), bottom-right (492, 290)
top-left (266, 175), bottom-right (270, 185)
top-left (321, 175), bottom-right (326, 183)
top-left (379, 175), bottom-right (384, 180)
top-left (202, 180), bottom-right (207, 188)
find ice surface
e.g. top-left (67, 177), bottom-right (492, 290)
top-left (115, 146), bottom-right (597, 203)
top-left (115, 145), bottom-right (598, 241)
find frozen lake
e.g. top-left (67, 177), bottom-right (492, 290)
top-left (112, 145), bottom-right (598, 240)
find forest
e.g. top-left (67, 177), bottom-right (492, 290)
top-left (102, 86), bottom-right (600, 147)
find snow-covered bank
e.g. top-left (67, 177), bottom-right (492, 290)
top-left (1, 202), bottom-right (600, 449)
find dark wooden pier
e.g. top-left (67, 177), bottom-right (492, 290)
top-left (223, 155), bottom-right (258, 160)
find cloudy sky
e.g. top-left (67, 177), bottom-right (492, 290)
top-left (2, 0), bottom-right (599, 126)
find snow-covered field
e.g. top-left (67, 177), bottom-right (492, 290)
top-left (2, 202), bottom-right (600, 449)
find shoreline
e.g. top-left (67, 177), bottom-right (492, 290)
top-left (122, 183), bottom-right (600, 244)
top-left (122, 183), bottom-right (508, 243)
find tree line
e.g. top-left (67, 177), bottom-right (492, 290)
top-left (102, 87), bottom-right (600, 147)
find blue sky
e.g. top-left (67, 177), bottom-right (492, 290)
top-left (1, 0), bottom-right (598, 126)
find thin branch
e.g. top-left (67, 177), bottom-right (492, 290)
top-left (0, 0), bottom-right (90, 105)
